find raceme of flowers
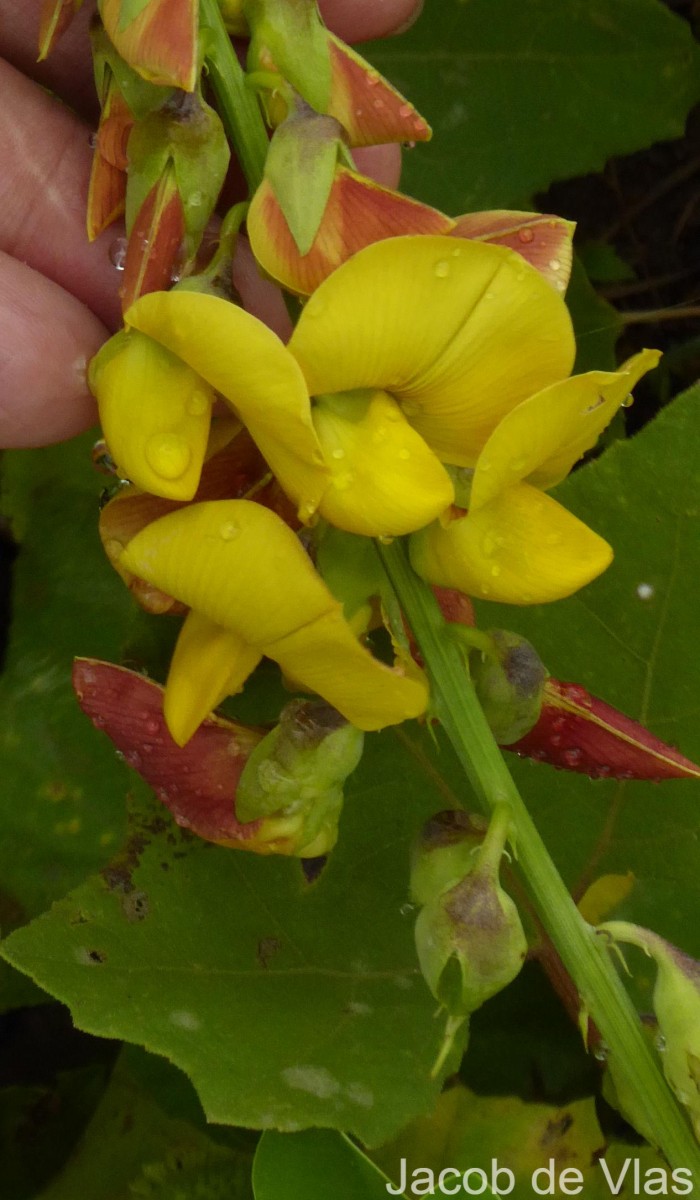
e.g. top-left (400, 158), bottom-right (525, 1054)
top-left (91, 233), bottom-right (659, 604)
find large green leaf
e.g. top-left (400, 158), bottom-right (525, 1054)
top-left (367, 0), bottom-right (700, 213)
top-left (253, 1130), bottom-right (396, 1200)
top-left (485, 383), bottom-right (700, 958)
top-left (0, 437), bottom-right (149, 1008)
top-left (1, 727), bottom-right (468, 1145)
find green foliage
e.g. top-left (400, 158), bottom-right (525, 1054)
top-left (485, 382), bottom-right (700, 959)
top-left (367, 0), bottom-right (700, 212)
top-left (253, 1129), bottom-right (396, 1199)
top-left (2, 729), bottom-right (468, 1145)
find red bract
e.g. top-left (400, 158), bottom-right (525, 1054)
top-left (511, 679), bottom-right (700, 782)
top-left (72, 658), bottom-right (281, 850)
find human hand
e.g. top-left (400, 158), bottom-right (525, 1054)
top-left (0, 0), bottom-right (422, 447)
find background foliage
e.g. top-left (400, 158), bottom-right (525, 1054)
top-left (1, 0), bottom-right (699, 1195)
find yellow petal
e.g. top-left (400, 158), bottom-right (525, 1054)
top-left (164, 610), bottom-right (262, 746)
top-left (89, 330), bottom-right (213, 501)
top-left (410, 484), bottom-right (613, 605)
top-left (471, 349), bottom-right (662, 510)
top-left (288, 236), bottom-right (575, 466)
top-left (125, 291), bottom-right (328, 521)
top-left (313, 389), bottom-right (454, 536)
top-left (118, 500), bottom-right (336, 644)
top-left (268, 611), bottom-right (429, 731)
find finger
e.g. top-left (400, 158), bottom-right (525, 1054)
top-left (0, 0), bottom-right (98, 120)
top-left (0, 252), bottom-right (105, 447)
top-left (319, 0), bottom-right (423, 41)
top-left (354, 144), bottom-right (403, 190)
top-left (0, 58), bottom-right (123, 330)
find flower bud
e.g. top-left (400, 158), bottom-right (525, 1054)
top-left (235, 700), bottom-right (364, 855)
top-left (470, 630), bottom-right (547, 745)
top-left (414, 805), bottom-right (527, 1018)
top-left (409, 810), bottom-right (487, 907)
top-left (600, 921), bottom-right (700, 1139)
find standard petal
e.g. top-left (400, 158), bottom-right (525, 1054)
top-left (410, 484), bottom-right (613, 605)
top-left (99, 0), bottom-right (198, 91)
top-left (288, 236), bottom-right (575, 466)
top-left (126, 291), bottom-right (328, 519)
top-left (118, 500), bottom-right (336, 645)
top-left (268, 611), bottom-right (429, 730)
top-left (313, 389), bottom-right (454, 536)
top-left (451, 211), bottom-right (575, 292)
top-left (471, 349), bottom-right (662, 510)
top-left (164, 610), bottom-right (262, 746)
top-left (89, 330), bottom-right (213, 501)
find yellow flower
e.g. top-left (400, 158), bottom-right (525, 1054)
top-left (96, 235), bottom-right (659, 605)
top-left (117, 498), bottom-right (428, 745)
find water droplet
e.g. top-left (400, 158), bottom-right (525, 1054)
top-left (480, 583), bottom-right (491, 596)
top-left (115, 749), bottom-right (126, 762)
top-left (371, 425), bottom-right (388, 445)
top-left (518, 227), bottom-right (535, 244)
top-left (331, 447), bottom-right (345, 460)
top-left (484, 290), bottom-right (495, 300)
top-left (125, 750), bottom-right (142, 770)
top-left (398, 448), bottom-right (410, 460)
top-left (636, 582), bottom-right (654, 600)
top-left (551, 717), bottom-right (566, 733)
top-left (399, 902), bottom-right (415, 915)
top-left (378, 534), bottom-right (394, 546)
top-left (300, 500), bottom-right (316, 519)
top-left (562, 748), bottom-right (582, 768)
top-left (655, 1033), bottom-right (667, 1053)
top-left (333, 472), bottom-right (354, 491)
top-left (490, 565), bottom-right (501, 577)
top-left (434, 260), bottom-right (450, 278)
top-left (189, 190), bottom-right (203, 208)
top-left (621, 393), bottom-right (634, 409)
top-left (481, 534), bottom-right (497, 557)
top-left (398, 103), bottom-right (412, 118)
top-left (372, 97), bottom-right (384, 110)
top-left (550, 734), bottom-right (562, 747)
top-left (219, 521), bottom-right (240, 541)
top-left (187, 390), bottom-right (209, 416)
top-left (510, 457), bottom-right (526, 472)
top-left (401, 140), bottom-right (416, 150)
top-left (366, 70), bottom-right (379, 86)
top-left (88, 131), bottom-right (98, 149)
top-left (593, 1044), bottom-right (609, 1063)
top-left (549, 258), bottom-right (561, 272)
top-left (145, 433), bottom-right (191, 480)
top-left (145, 718), bottom-right (160, 735)
top-left (109, 237), bottom-right (128, 271)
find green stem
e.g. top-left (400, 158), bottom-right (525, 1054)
top-left (377, 538), bottom-right (700, 1172)
top-left (200, 0), bottom-right (269, 192)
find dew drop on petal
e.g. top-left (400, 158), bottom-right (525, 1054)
top-left (562, 748), bottom-right (582, 767)
top-left (490, 564), bottom-right (501, 577)
top-left (366, 70), bottom-right (379, 86)
top-left (333, 472), bottom-right (354, 491)
top-left (636, 582), bottom-right (654, 600)
top-left (621, 393), bottom-right (634, 409)
top-left (398, 448), bottom-right (411, 460)
top-left (372, 98), bottom-right (384, 110)
top-left (402, 140), bottom-right (416, 150)
top-left (109, 237), bottom-right (128, 271)
top-left (220, 521), bottom-right (240, 541)
top-left (434, 260), bottom-right (450, 278)
top-left (145, 433), bottom-right (191, 480)
top-left (331, 448), bottom-right (345, 460)
top-left (549, 258), bottom-right (561, 272)
top-left (518, 227), bottom-right (535, 244)
top-left (187, 390), bottom-right (209, 417)
top-left (398, 103), bottom-right (412, 118)
top-left (378, 534), bottom-right (394, 545)
top-left (88, 131), bottom-right (98, 149)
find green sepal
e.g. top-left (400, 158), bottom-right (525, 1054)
top-left (235, 700), bottom-right (364, 854)
top-left (264, 111), bottom-right (343, 255)
top-left (244, 0), bottom-right (331, 113)
top-left (126, 92), bottom-right (229, 251)
top-left (470, 629), bottom-right (547, 745)
top-left (91, 24), bottom-right (174, 118)
top-left (316, 525), bottom-right (384, 628)
top-left (409, 810), bottom-right (487, 907)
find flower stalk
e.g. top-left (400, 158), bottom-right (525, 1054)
top-left (376, 536), bottom-right (700, 1172)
